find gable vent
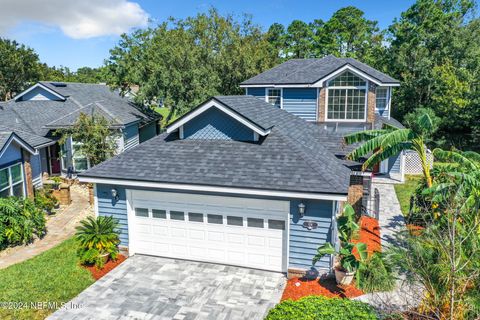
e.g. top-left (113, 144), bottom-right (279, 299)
top-left (50, 82), bottom-right (67, 87)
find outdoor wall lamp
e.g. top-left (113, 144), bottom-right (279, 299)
top-left (111, 188), bottom-right (119, 201)
top-left (298, 202), bottom-right (306, 217)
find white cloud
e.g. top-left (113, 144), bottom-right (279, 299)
top-left (0, 0), bottom-right (149, 39)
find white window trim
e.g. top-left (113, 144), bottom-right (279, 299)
top-left (375, 86), bottom-right (391, 118)
top-left (264, 88), bottom-right (283, 109)
top-left (325, 75), bottom-right (368, 122)
top-left (314, 65), bottom-right (382, 87)
top-left (0, 162), bottom-right (25, 197)
top-left (71, 139), bottom-right (91, 172)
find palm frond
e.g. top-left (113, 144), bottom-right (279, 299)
top-left (417, 113), bottom-right (434, 132)
top-left (347, 129), bottom-right (413, 161)
top-left (433, 149), bottom-right (477, 170)
top-left (343, 129), bottom-right (391, 145)
top-left (362, 142), bottom-right (411, 170)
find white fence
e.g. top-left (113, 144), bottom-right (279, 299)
top-left (404, 150), bottom-right (433, 175)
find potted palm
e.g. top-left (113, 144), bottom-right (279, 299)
top-left (313, 204), bottom-right (368, 285)
top-left (75, 216), bottom-right (120, 269)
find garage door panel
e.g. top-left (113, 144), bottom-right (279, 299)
top-left (227, 250), bottom-right (245, 263)
top-left (130, 191), bottom-right (287, 272)
top-left (207, 231), bottom-right (224, 242)
top-left (247, 235), bottom-right (265, 246)
top-left (268, 238), bottom-right (283, 249)
top-left (226, 233), bottom-right (244, 244)
top-left (170, 228), bottom-right (187, 238)
top-left (188, 229), bottom-right (205, 240)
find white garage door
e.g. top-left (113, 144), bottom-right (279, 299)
top-left (128, 190), bottom-right (289, 272)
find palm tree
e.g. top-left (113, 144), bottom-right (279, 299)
top-left (343, 109), bottom-right (439, 188)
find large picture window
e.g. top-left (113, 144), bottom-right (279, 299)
top-left (0, 163), bottom-right (24, 198)
top-left (327, 71), bottom-right (367, 120)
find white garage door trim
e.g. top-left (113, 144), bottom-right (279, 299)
top-left (126, 189), bottom-right (290, 272)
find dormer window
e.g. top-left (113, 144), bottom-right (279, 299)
top-left (326, 71), bottom-right (367, 121)
top-left (266, 88), bottom-right (281, 108)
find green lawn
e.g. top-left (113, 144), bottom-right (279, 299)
top-left (0, 238), bottom-right (94, 320)
top-left (394, 175), bottom-right (423, 216)
top-left (154, 107), bottom-right (179, 125)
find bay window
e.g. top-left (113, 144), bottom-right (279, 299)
top-left (266, 88), bottom-right (281, 108)
top-left (326, 71), bottom-right (367, 120)
top-left (0, 163), bottom-right (24, 198)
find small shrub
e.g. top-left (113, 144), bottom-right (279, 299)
top-left (76, 216), bottom-right (120, 269)
top-left (265, 296), bottom-right (378, 320)
top-left (356, 253), bottom-right (395, 293)
top-left (34, 188), bottom-right (59, 213)
top-left (0, 197), bottom-right (46, 250)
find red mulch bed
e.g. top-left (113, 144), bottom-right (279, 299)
top-left (282, 216), bottom-right (381, 301)
top-left (281, 277), bottom-right (364, 301)
top-left (84, 254), bottom-right (127, 280)
top-left (352, 215), bottom-right (382, 258)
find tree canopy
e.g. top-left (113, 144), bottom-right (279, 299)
top-left (1, 1), bottom-right (479, 150)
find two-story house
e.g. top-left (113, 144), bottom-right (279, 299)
top-left (241, 55), bottom-right (404, 212)
top-left (0, 82), bottom-right (160, 198)
top-left (77, 56), bottom-right (401, 278)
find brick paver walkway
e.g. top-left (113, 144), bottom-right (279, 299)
top-left (0, 186), bottom-right (92, 269)
top-left (372, 178), bottom-right (405, 249)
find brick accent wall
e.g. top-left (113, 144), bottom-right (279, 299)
top-left (22, 150), bottom-right (34, 199)
top-left (317, 86), bottom-right (326, 122)
top-left (367, 82), bottom-right (376, 124)
top-left (347, 175), bottom-right (364, 214)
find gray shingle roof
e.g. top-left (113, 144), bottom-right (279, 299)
top-left (0, 82), bottom-right (159, 149)
top-left (44, 103), bottom-right (123, 128)
top-left (241, 55), bottom-right (400, 86)
top-left (81, 95), bottom-right (352, 195)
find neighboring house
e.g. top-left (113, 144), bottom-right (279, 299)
top-left (78, 56), bottom-right (402, 277)
top-left (0, 81), bottom-right (160, 198)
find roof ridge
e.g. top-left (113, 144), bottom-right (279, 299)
top-left (93, 101), bottom-right (123, 125)
top-left (44, 104), bottom-right (92, 127)
top-left (278, 58), bottom-right (329, 83)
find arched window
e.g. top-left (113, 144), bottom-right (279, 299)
top-left (327, 71), bottom-right (367, 120)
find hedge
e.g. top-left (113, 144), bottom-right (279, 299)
top-left (265, 296), bottom-right (378, 320)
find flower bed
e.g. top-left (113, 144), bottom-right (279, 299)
top-left (282, 215), bottom-right (381, 301)
top-left (84, 254), bottom-right (127, 280)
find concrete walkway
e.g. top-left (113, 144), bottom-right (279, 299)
top-left (0, 185), bottom-right (92, 269)
top-left (372, 178), bottom-right (406, 249)
top-left (352, 177), bottom-right (421, 312)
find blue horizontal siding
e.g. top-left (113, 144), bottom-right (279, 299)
top-left (289, 200), bottom-right (333, 271)
top-left (0, 141), bottom-right (22, 167)
top-left (388, 152), bottom-right (402, 173)
top-left (96, 184), bottom-right (128, 246)
top-left (246, 87), bottom-right (265, 99)
top-left (283, 88), bottom-right (317, 122)
top-left (183, 107), bottom-right (254, 141)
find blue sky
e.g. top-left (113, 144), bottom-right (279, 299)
top-left (2, 0), bottom-right (415, 71)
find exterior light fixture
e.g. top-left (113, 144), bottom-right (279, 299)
top-left (298, 202), bottom-right (306, 217)
top-left (111, 188), bottom-right (119, 201)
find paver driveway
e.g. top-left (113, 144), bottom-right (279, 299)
top-left (48, 255), bottom-right (286, 320)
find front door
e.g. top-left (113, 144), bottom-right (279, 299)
top-left (49, 144), bottom-right (61, 174)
